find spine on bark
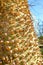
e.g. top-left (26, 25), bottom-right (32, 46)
top-left (0, 0), bottom-right (43, 65)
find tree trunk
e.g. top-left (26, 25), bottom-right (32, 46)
top-left (0, 0), bottom-right (43, 65)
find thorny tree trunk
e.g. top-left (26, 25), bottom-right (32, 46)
top-left (0, 0), bottom-right (43, 65)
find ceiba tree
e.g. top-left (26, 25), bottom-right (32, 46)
top-left (0, 0), bottom-right (43, 65)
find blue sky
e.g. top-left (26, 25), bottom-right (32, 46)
top-left (28, 0), bottom-right (43, 36)
top-left (28, 0), bottom-right (43, 21)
